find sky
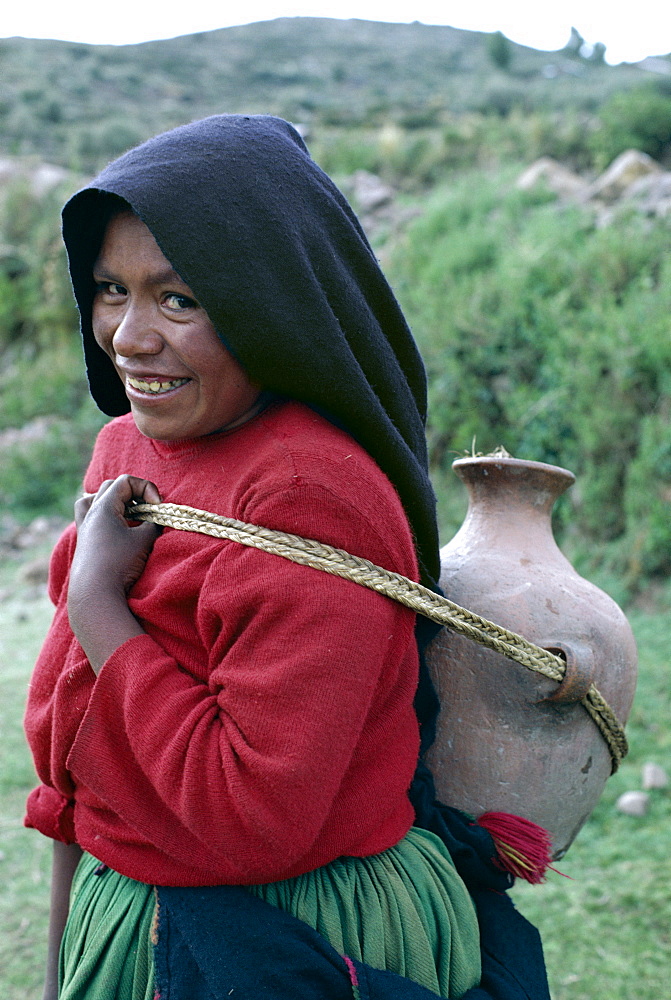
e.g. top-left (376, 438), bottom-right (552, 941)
top-left (3, 0), bottom-right (671, 66)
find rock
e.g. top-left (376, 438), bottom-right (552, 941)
top-left (0, 509), bottom-right (68, 556)
top-left (588, 150), bottom-right (662, 203)
top-left (0, 156), bottom-right (68, 196)
top-left (636, 57), bottom-right (671, 76)
top-left (513, 150), bottom-right (671, 226)
top-left (31, 162), bottom-right (69, 196)
top-left (18, 555), bottom-right (51, 586)
top-left (13, 516), bottom-right (68, 553)
top-left (642, 762), bottom-right (668, 790)
top-left (0, 415), bottom-right (57, 453)
top-left (616, 790), bottom-right (650, 816)
top-left (291, 122), bottom-right (311, 141)
top-left (516, 157), bottom-right (587, 199)
top-left (620, 171), bottom-right (671, 217)
top-left (0, 516), bottom-right (22, 552)
top-left (29, 516), bottom-right (52, 536)
top-left (349, 170), bottom-right (395, 212)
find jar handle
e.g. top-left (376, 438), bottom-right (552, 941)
top-left (540, 640), bottom-right (595, 703)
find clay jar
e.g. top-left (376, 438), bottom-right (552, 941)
top-left (425, 456), bottom-right (637, 858)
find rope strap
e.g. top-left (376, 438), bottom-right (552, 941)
top-left (127, 501), bottom-right (628, 772)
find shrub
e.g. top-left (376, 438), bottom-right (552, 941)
top-left (623, 407), bottom-right (671, 579)
top-left (383, 171), bottom-right (671, 588)
top-left (487, 32), bottom-right (512, 72)
top-left (0, 405), bottom-right (105, 517)
top-left (0, 343), bottom-right (90, 431)
top-left (589, 86), bottom-right (671, 169)
top-left (0, 178), bottom-right (79, 353)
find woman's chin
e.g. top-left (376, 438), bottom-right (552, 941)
top-left (129, 406), bottom-right (189, 441)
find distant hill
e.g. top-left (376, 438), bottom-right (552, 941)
top-left (0, 17), bottom-right (664, 172)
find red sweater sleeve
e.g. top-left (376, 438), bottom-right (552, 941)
top-left (24, 783), bottom-right (76, 844)
top-left (24, 418), bottom-right (144, 843)
top-left (24, 526), bottom-right (80, 843)
top-left (66, 482), bottom-right (419, 884)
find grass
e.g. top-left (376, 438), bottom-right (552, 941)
top-left (0, 547), bottom-right (55, 996)
top-left (511, 590), bottom-right (671, 999)
top-left (0, 542), bottom-right (669, 997)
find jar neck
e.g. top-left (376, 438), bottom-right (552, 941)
top-left (451, 457), bottom-right (574, 549)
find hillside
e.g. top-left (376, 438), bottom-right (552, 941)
top-left (0, 17), bottom-right (664, 171)
top-left (1, 16), bottom-right (671, 594)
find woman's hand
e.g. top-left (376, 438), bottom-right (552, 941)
top-left (72, 475), bottom-right (162, 595)
top-left (68, 475), bottom-right (162, 674)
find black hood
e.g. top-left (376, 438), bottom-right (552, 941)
top-left (62, 114), bottom-right (439, 589)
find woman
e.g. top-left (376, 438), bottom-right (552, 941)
top-left (24, 115), bottom-right (548, 1000)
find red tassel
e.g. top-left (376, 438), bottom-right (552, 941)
top-left (477, 811), bottom-right (557, 884)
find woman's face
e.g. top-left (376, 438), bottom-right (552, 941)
top-left (92, 211), bottom-right (261, 440)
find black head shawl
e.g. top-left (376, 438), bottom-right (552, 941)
top-left (62, 114), bottom-right (440, 591)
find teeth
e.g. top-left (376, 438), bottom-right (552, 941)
top-left (128, 376), bottom-right (189, 394)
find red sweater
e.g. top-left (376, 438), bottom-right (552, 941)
top-left (24, 401), bottom-right (421, 886)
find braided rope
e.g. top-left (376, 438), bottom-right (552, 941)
top-left (127, 501), bottom-right (628, 771)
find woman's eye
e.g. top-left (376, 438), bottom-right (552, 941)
top-left (96, 281), bottom-right (128, 299)
top-left (96, 281), bottom-right (127, 297)
top-left (163, 292), bottom-right (197, 311)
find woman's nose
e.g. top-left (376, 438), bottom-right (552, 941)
top-left (111, 304), bottom-right (164, 358)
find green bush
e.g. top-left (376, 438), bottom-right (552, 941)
top-left (589, 85), bottom-right (671, 169)
top-left (0, 173), bottom-right (102, 516)
top-left (0, 405), bottom-right (105, 517)
top-left (310, 110), bottom-right (599, 191)
top-left (383, 172), bottom-right (671, 589)
top-left (486, 32), bottom-right (512, 72)
top-left (624, 409), bottom-right (671, 578)
top-left (0, 343), bottom-right (91, 431)
top-left (0, 178), bottom-right (79, 353)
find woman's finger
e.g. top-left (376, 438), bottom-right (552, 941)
top-left (92, 476), bottom-right (162, 516)
top-left (92, 479), bottom-right (116, 502)
top-left (75, 479), bottom-right (122, 529)
top-left (125, 476), bottom-right (161, 505)
top-left (74, 476), bottom-right (161, 531)
top-left (74, 493), bottom-right (95, 529)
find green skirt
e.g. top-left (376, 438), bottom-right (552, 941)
top-left (60, 828), bottom-right (480, 999)
top-left (59, 856), bottom-right (155, 1000)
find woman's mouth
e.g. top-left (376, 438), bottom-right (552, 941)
top-left (127, 376), bottom-right (190, 395)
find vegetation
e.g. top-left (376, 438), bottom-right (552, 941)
top-left (0, 18), bottom-right (666, 173)
top-left (588, 83), bottom-right (671, 169)
top-left (511, 587), bottom-right (671, 1000)
top-left (0, 176), bottom-right (105, 519)
top-left (383, 173), bottom-right (671, 597)
top-left (487, 31), bottom-right (513, 72)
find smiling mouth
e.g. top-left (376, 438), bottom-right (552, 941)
top-left (127, 376), bottom-right (190, 395)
